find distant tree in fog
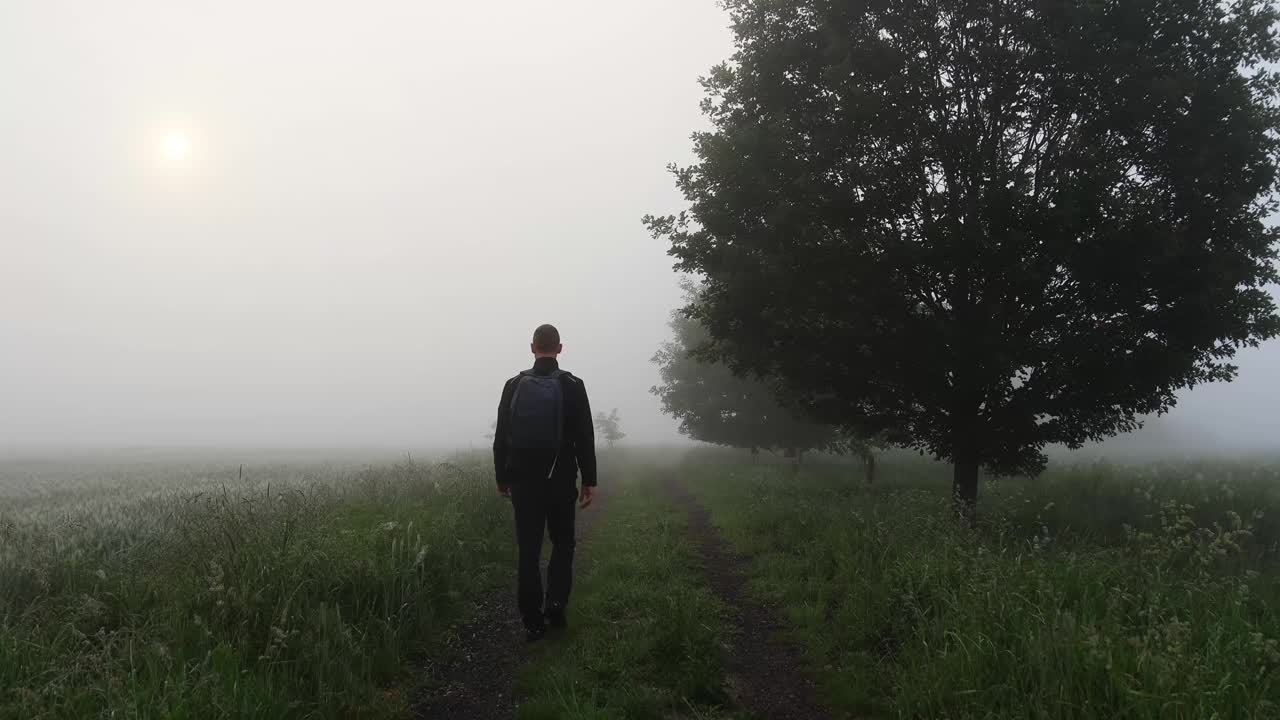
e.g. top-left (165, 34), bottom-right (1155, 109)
top-left (651, 281), bottom-right (846, 467)
top-left (647, 0), bottom-right (1280, 517)
top-left (594, 409), bottom-right (626, 449)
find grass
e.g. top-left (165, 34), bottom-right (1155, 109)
top-left (8, 447), bottom-right (1280, 719)
top-left (0, 455), bottom-right (512, 719)
top-left (513, 461), bottom-right (739, 720)
top-left (683, 449), bottom-right (1280, 719)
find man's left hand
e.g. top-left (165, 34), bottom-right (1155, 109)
top-left (498, 484), bottom-right (511, 497)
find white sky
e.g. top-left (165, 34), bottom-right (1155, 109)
top-left (0, 1), bottom-right (1276, 454)
top-left (0, 0), bottom-right (734, 450)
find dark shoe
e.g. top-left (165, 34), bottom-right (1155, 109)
top-left (545, 604), bottom-right (567, 629)
top-left (524, 620), bottom-right (547, 643)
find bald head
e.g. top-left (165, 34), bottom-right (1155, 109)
top-left (531, 324), bottom-right (562, 358)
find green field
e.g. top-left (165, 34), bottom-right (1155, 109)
top-left (683, 451), bottom-right (1280, 718)
top-left (4, 449), bottom-right (1280, 718)
top-left (1, 452), bottom-right (512, 718)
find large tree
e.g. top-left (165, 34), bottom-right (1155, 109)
top-left (651, 283), bottom-right (840, 461)
top-left (646, 0), bottom-right (1280, 514)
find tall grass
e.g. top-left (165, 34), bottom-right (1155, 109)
top-left (685, 450), bottom-right (1280, 719)
top-left (0, 456), bottom-right (511, 719)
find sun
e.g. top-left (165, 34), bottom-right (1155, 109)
top-left (161, 132), bottom-right (191, 161)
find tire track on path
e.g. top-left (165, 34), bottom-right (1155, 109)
top-left (411, 491), bottom-right (607, 719)
top-left (663, 475), bottom-right (831, 720)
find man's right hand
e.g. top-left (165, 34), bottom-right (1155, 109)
top-left (579, 485), bottom-right (594, 509)
top-left (498, 484), bottom-right (511, 497)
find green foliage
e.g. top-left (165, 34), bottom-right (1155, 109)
top-left (646, 0), bottom-right (1280, 502)
top-left (593, 409), bottom-right (627, 449)
top-left (651, 280), bottom-right (839, 455)
top-left (684, 450), bottom-right (1280, 718)
top-left (0, 457), bottom-right (512, 719)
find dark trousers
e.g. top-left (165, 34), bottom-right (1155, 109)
top-left (511, 482), bottom-right (577, 625)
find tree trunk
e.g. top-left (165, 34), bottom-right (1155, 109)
top-left (952, 454), bottom-right (979, 523)
top-left (950, 388), bottom-right (981, 522)
top-left (863, 451), bottom-right (876, 485)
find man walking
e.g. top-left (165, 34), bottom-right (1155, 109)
top-left (493, 324), bottom-right (597, 641)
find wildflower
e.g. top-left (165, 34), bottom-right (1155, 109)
top-left (205, 561), bottom-right (226, 593)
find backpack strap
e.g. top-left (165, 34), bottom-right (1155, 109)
top-left (507, 373), bottom-right (531, 435)
top-left (546, 370), bottom-right (566, 479)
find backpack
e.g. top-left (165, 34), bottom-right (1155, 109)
top-left (508, 370), bottom-right (565, 450)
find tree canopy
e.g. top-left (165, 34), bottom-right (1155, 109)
top-left (651, 282), bottom-right (838, 455)
top-left (646, 0), bottom-right (1280, 511)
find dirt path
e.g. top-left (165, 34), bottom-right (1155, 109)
top-left (664, 476), bottom-right (831, 720)
top-left (411, 492), bottom-right (607, 719)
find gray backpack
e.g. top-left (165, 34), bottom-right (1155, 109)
top-left (508, 370), bottom-right (565, 450)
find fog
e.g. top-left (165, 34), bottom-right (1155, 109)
top-left (2, 1), bottom-right (1277, 456)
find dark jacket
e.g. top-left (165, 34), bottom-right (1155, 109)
top-left (493, 357), bottom-right (597, 488)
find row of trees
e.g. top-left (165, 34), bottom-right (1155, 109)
top-left (647, 0), bottom-right (1280, 516)
top-left (652, 281), bottom-right (879, 479)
